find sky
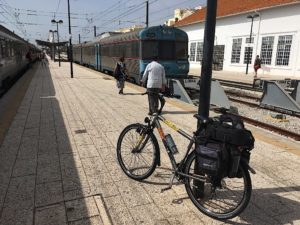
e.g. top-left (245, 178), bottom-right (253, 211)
top-left (0, 0), bottom-right (206, 45)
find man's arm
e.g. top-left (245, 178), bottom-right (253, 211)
top-left (141, 65), bottom-right (149, 84)
top-left (161, 68), bottom-right (167, 91)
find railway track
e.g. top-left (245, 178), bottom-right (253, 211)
top-left (192, 93), bottom-right (300, 141)
top-left (214, 78), bottom-right (263, 92)
top-left (232, 113), bottom-right (300, 141)
top-left (228, 96), bottom-right (300, 119)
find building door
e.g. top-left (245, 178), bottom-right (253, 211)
top-left (213, 45), bottom-right (225, 71)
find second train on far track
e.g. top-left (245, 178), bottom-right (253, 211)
top-left (73, 25), bottom-right (189, 84)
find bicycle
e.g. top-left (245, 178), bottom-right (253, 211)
top-left (116, 92), bottom-right (255, 220)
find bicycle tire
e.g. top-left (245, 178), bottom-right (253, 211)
top-left (184, 150), bottom-right (252, 220)
top-left (117, 123), bottom-right (159, 181)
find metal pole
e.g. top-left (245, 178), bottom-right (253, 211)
top-left (52, 32), bottom-right (55, 61)
top-left (198, 0), bottom-right (218, 119)
top-left (194, 0), bottom-right (218, 198)
top-left (246, 17), bottom-right (254, 75)
top-left (57, 23), bottom-right (61, 67)
top-left (146, 1), bottom-right (149, 28)
top-left (79, 34), bottom-right (81, 44)
top-left (67, 0), bottom-right (73, 78)
top-left (94, 26), bottom-right (96, 37)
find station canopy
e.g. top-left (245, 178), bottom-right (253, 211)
top-left (36, 40), bottom-right (68, 47)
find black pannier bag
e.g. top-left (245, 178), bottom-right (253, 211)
top-left (196, 142), bottom-right (229, 177)
top-left (206, 114), bottom-right (255, 149)
top-left (196, 114), bottom-right (255, 178)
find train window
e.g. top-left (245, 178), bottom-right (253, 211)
top-left (11, 41), bottom-right (15, 57)
top-left (142, 41), bottom-right (158, 59)
top-left (0, 38), bottom-right (2, 58)
top-left (131, 41), bottom-right (139, 58)
top-left (176, 41), bottom-right (188, 60)
top-left (125, 42), bottom-right (131, 58)
top-left (160, 41), bottom-right (174, 60)
top-left (2, 39), bottom-right (8, 58)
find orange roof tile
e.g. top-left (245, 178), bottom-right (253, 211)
top-left (175, 0), bottom-right (300, 27)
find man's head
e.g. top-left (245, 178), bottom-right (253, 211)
top-left (119, 56), bottom-right (124, 62)
top-left (153, 56), bottom-right (158, 61)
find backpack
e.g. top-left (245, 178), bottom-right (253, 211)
top-left (114, 62), bottom-right (125, 79)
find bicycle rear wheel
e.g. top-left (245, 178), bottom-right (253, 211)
top-left (184, 151), bottom-right (252, 220)
top-left (117, 123), bottom-right (159, 181)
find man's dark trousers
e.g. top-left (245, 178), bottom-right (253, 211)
top-left (147, 88), bottom-right (160, 114)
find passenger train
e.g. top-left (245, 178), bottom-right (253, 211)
top-left (0, 25), bottom-right (39, 91)
top-left (73, 25), bottom-right (189, 83)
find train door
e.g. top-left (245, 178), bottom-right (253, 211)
top-left (80, 45), bottom-right (82, 64)
top-left (98, 44), bottom-right (101, 71)
top-left (95, 44), bottom-right (99, 70)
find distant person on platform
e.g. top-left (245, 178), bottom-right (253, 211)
top-left (114, 57), bottom-right (127, 94)
top-left (26, 50), bottom-right (32, 66)
top-left (253, 55), bottom-right (262, 78)
top-left (141, 56), bottom-right (166, 115)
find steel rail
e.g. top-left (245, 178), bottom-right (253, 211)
top-left (231, 113), bottom-right (300, 141)
top-left (228, 97), bottom-right (300, 119)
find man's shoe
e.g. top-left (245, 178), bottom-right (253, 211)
top-left (148, 112), bottom-right (153, 116)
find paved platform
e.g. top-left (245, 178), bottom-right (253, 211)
top-left (189, 68), bottom-right (298, 84)
top-left (0, 60), bottom-right (300, 225)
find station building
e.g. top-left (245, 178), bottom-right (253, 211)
top-left (174, 0), bottom-right (300, 77)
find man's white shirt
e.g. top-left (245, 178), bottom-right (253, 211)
top-left (141, 61), bottom-right (166, 88)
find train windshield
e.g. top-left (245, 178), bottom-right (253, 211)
top-left (142, 41), bottom-right (159, 59)
top-left (142, 40), bottom-right (188, 60)
top-left (175, 42), bottom-right (188, 60)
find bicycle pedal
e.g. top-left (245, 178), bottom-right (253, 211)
top-left (161, 186), bottom-right (172, 193)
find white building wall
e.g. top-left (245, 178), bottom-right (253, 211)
top-left (179, 4), bottom-right (300, 77)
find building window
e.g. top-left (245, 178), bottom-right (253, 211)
top-left (276, 35), bottom-right (292, 66)
top-left (260, 36), bottom-right (274, 65)
top-left (245, 37), bottom-right (254, 44)
top-left (231, 38), bottom-right (242, 63)
top-left (189, 42), bottom-right (196, 61)
top-left (243, 47), bottom-right (253, 64)
top-left (196, 42), bottom-right (203, 62)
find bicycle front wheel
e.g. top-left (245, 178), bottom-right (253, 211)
top-left (117, 123), bottom-right (159, 181)
top-left (184, 151), bottom-right (252, 220)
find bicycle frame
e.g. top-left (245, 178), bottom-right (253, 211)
top-left (150, 114), bottom-right (196, 173)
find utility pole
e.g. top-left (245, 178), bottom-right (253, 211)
top-left (94, 26), bottom-right (96, 37)
top-left (51, 19), bottom-right (63, 67)
top-left (67, 0), bottom-right (74, 78)
top-left (194, 0), bottom-right (218, 197)
top-left (78, 34), bottom-right (81, 44)
top-left (146, 1), bottom-right (149, 27)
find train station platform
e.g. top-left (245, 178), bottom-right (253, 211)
top-left (0, 59), bottom-right (300, 225)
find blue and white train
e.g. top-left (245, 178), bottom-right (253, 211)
top-left (73, 25), bottom-right (189, 84)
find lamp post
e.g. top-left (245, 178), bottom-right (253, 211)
top-left (51, 19), bottom-right (63, 67)
top-left (49, 30), bottom-right (57, 61)
top-left (245, 13), bottom-right (259, 74)
top-left (67, 0), bottom-right (74, 78)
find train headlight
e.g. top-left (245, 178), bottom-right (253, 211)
top-left (178, 64), bottom-right (186, 70)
